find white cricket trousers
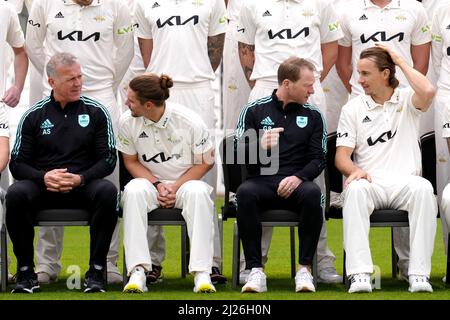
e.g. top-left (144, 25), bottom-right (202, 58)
top-left (123, 178), bottom-right (215, 275)
top-left (148, 81), bottom-right (223, 270)
top-left (35, 88), bottom-right (122, 277)
top-left (343, 176), bottom-right (437, 277)
top-left (241, 80), bottom-right (337, 271)
top-left (434, 89), bottom-right (450, 255)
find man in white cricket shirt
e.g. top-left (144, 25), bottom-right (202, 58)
top-left (336, 44), bottom-right (437, 293)
top-left (119, 73), bottom-right (216, 294)
top-left (336, 0), bottom-right (432, 280)
top-left (431, 0), bottom-right (450, 284)
top-left (134, 0), bottom-right (227, 284)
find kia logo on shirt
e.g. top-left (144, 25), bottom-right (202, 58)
top-left (57, 30), bottom-right (101, 42)
top-left (367, 129), bottom-right (397, 146)
top-left (156, 15), bottom-right (199, 28)
top-left (142, 152), bottom-right (181, 163)
top-left (360, 31), bottom-right (404, 44)
top-left (268, 27), bottom-right (310, 40)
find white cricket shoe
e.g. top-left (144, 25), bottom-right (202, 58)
top-left (408, 275), bottom-right (433, 293)
top-left (348, 273), bottom-right (372, 293)
top-left (193, 271), bottom-right (216, 293)
top-left (241, 268), bottom-right (267, 293)
top-left (123, 266), bottom-right (148, 293)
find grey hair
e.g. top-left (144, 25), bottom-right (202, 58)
top-left (46, 52), bottom-right (79, 78)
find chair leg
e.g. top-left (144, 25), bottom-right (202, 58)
top-left (181, 224), bottom-right (187, 278)
top-left (290, 226), bottom-right (296, 278)
top-left (218, 214), bottom-right (223, 272)
top-left (232, 221), bottom-right (240, 290)
top-left (447, 233), bottom-right (450, 285)
top-left (1, 223), bottom-right (7, 292)
top-left (122, 248), bottom-right (127, 287)
top-left (312, 250), bottom-right (318, 289)
top-left (343, 250), bottom-right (349, 290)
top-left (390, 228), bottom-right (399, 279)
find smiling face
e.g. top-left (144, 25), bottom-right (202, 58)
top-left (48, 63), bottom-right (82, 106)
top-left (125, 88), bottom-right (147, 117)
top-left (286, 67), bottom-right (315, 105)
top-left (357, 57), bottom-right (389, 96)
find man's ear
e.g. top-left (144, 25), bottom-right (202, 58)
top-left (282, 79), bottom-right (290, 89)
top-left (48, 77), bottom-right (55, 89)
top-left (382, 68), bottom-right (390, 81)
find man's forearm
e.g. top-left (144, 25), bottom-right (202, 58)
top-left (238, 41), bottom-right (256, 89)
top-left (174, 163), bottom-right (212, 189)
top-left (124, 156), bottom-right (159, 184)
top-left (13, 48), bottom-right (28, 92)
top-left (208, 34), bottom-right (225, 72)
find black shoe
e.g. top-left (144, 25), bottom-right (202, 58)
top-left (84, 266), bottom-right (106, 293)
top-left (11, 268), bottom-right (40, 293)
top-left (146, 264), bottom-right (163, 284)
top-left (210, 267), bottom-right (227, 285)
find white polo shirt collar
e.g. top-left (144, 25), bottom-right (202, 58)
top-left (143, 106), bottom-right (172, 129)
top-left (363, 0), bottom-right (401, 9)
top-left (275, 0), bottom-right (303, 3)
top-left (363, 88), bottom-right (401, 110)
top-left (62, 0), bottom-right (102, 7)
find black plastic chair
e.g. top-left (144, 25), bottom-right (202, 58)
top-left (1, 208), bottom-right (91, 292)
top-left (219, 135), bottom-right (317, 290)
top-left (325, 132), bottom-right (409, 288)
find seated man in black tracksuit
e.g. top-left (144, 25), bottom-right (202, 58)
top-left (235, 57), bottom-right (326, 293)
top-left (6, 52), bottom-right (118, 293)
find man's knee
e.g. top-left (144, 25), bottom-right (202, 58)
top-left (123, 178), bottom-right (150, 199)
top-left (300, 182), bottom-right (322, 204)
top-left (236, 181), bottom-right (258, 205)
top-left (345, 179), bottom-right (371, 197)
top-left (91, 179), bottom-right (118, 205)
top-left (408, 176), bottom-right (434, 195)
top-left (182, 180), bottom-right (212, 198)
top-left (6, 181), bottom-right (37, 207)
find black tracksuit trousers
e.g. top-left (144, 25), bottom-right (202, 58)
top-left (5, 179), bottom-right (118, 270)
top-left (236, 175), bottom-right (323, 270)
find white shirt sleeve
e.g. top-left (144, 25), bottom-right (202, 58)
top-left (25, 0), bottom-right (47, 74)
top-left (208, 0), bottom-right (227, 37)
top-left (135, 0), bottom-right (152, 40)
top-left (336, 101), bottom-right (357, 149)
top-left (113, 1), bottom-right (134, 91)
top-left (338, 11), bottom-right (351, 47)
top-left (431, 10), bottom-right (443, 81)
top-left (411, 5), bottom-right (432, 46)
top-left (235, 0), bottom-right (256, 45)
top-left (116, 115), bottom-right (137, 155)
top-left (6, 4), bottom-right (24, 48)
top-left (0, 105), bottom-right (9, 138)
top-left (191, 119), bottom-right (213, 155)
top-left (443, 102), bottom-right (450, 138)
top-left (319, 1), bottom-right (344, 44)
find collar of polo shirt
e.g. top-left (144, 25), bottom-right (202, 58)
top-left (62, 0), bottom-right (102, 6)
top-left (363, 0), bottom-right (402, 9)
top-left (143, 106), bottom-right (173, 129)
top-left (275, 0), bottom-right (303, 3)
top-left (363, 87), bottom-right (402, 110)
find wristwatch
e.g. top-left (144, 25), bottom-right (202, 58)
top-left (79, 174), bottom-right (85, 187)
top-left (153, 180), bottom-right (162, 188)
